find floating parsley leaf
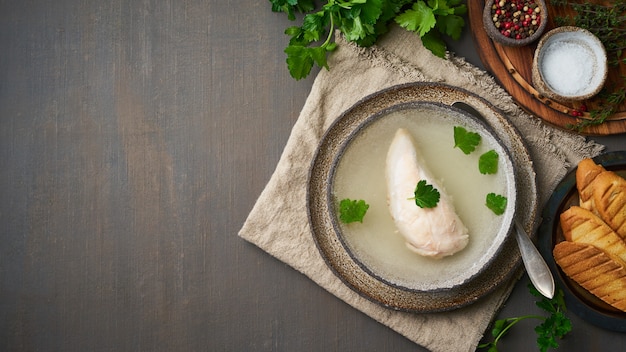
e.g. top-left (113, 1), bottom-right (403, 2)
top-left (410, 180), bottom-right (440, 208)
top-left (453, 126), bottom-right (481, 154)
top-left (479, 150), bottom-right (499, 175)
top-left (486, 193), bottom-right (507, 215)
top-left (338, 198), bottom-right (369, 223)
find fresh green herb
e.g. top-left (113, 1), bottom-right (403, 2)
top-left (338, 198), bottom-right (370, 223)
top-left (549, 1), bottom-right (626, 130)
top-left (409, 180), bottom-right (440, 208)
top-left (269, 0), bottom-right (467, 80)
top-left (395, 0), bottom-right (467, 58)
top-left (270, 0), bottom-right (316, 21)
top-left (567, 82), bottom-right (626, 132)
top-left (550, 0), bottom-right (626, 66)
top-left (453, 125), bottom-right (481, 154)
top-left (486, 193), bottom-right (507, 215)
top-left (479, 284), bottom-right (572, 352)
top-left (479, 150), bottom-right (499, 175)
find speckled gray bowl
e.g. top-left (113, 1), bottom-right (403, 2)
top-left (532, 26), bottom-right (608, 103)
top-left (307, 82), bottom-right (538, 312)
top-left (483, 0), bottom-right (547, 47)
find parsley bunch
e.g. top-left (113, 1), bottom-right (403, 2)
top-left (479, 284), bottom-right (572, 352)
top-left (269, 0), bottom-right (467, 80)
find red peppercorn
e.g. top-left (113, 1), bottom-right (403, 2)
top-left (490, 0), bottom-right (542, 41)
top-left (570, 110), bottom-right (584, 117)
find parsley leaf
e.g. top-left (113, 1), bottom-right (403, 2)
top-left (420, 30), bottom-right (447, 57)
top-left (410, 180), bottom-right (440, 208)
top-left (453, 126), bottom-right (481, 154)
top-left (394, 1), bottom-right (436, 37)
top-left (270, 0), bottom-right (316, 21)
top-left (395, 0), bottom-right (467, 58)
top-left (436, 12), bottom-right (465, 40)
top-left (285, 45), bottom-right (330, 80)
top-left (479, 150), bottom-right (499, 174)
top-left (486, 193), bottom-right (507, 215)
top-left (338, 198), bottom-right (370, 223)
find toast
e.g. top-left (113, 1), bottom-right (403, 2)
top-left (553, 241), bottom-right (626, 312)
top-left (560, 206), bottom-right (626, 264)
top-left (589, 171), bottom-right (626, 239)
top-left (575, 158), bottom-right (626, 239)
top-left (576, 158), bottom-right (606, 209)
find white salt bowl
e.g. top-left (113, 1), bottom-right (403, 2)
top-left (532, 26), bottom-right (607, 102)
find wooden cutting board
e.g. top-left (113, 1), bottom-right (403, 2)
top-left (467, 0), bottom-right (626, 135)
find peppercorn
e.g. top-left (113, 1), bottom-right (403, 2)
top-left (490, 0), bottom-right (542, 41)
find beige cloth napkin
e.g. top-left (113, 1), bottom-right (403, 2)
top-left (239, 25), bottom-right (604, 352)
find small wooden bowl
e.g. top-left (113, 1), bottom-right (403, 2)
top-left (483, 0), bottom-right (547, 47)
top-left (532, 26), bottom-right (608, 103)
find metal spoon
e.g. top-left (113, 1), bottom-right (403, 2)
top-left (451, 101), bottom-right (555, 299)
top-left (514, 219), bottom-right (555, 299)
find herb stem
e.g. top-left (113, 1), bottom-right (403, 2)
top-left (322, 13), bottom-right (335, 48)
top-left (493, 315), bottom-right (545, 342)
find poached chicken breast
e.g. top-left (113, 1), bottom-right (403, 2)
top-left (386, 128), bottom-right (469, 259)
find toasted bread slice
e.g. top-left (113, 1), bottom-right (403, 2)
top-left (590, 171), bottom-right (626, 239)
top-left (575, 158), bottom-right (626, 239)
top-left (576, 158), bottom-right (606, 209)
top-left (560, 206), bottom-right (626, 264)
top-left (553, 241), bottom-right (626, 312)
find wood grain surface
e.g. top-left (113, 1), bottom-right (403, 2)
top-left (1, 1), bottom-right (625, 351)
top-left (468, 0), bottom-right (626, 135)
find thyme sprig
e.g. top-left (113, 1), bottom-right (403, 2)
top-left (567, 77), bottom-right (626, 132)
top-left (549, 0), bottom-right (626, 66)
top-left (549, 1), bottom-right (626, 130)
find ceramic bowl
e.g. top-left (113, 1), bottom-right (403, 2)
top-left (532, 26), bottom-right (608, 102)
top-left (483, 0), bottom-right (547, 47)
top-left (307, 83), bottom-right (535, 312)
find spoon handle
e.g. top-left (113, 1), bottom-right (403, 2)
top-left (515, 219), bottom-right (555, 299)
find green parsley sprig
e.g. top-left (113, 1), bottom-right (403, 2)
top-left (479, 150), bottom-right (499, 175)
top-left (479, 284), bottom-right (572, 352)
top-left (338, 198), bottom-right (370, 223)
top-left (409, 180), bottom-right (440, 208)
top-left (453, 125), bottom-right (481, 154)
top-left (269, 0), bottom-right (467, 80)
top-left (486, 192), bottom-right (507, 215)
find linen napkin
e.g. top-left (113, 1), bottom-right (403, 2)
top-left (239, 25), bottom-right (604, 352)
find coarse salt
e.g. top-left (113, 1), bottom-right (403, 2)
top-left (540, 41), bottom-right (596, 96)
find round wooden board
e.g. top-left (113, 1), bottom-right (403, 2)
top-left (467, 0), bottom-right (626, 135)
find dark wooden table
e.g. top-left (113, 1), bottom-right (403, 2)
top-left (1, 1), bottom-right (625, 351)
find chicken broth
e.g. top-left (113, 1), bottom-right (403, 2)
top-left (332, 105), bottom-right (512, 290)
